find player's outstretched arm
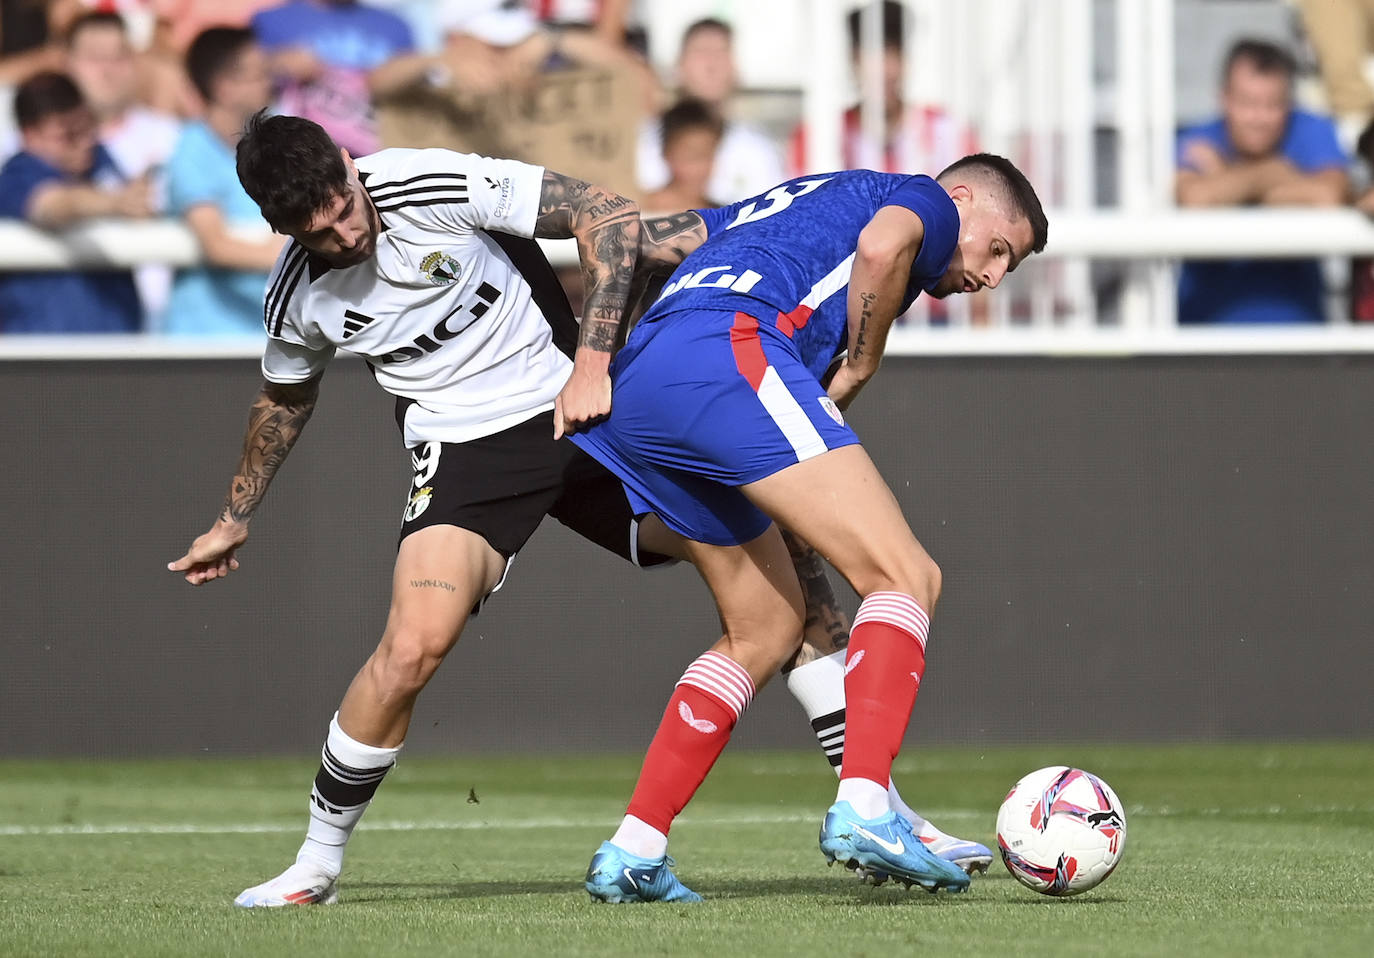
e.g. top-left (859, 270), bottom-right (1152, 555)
top-left (828, 205), bottom-right (925, 411)
top-left (534, 171), bottom-right (641, 439)
top-left (167, 375), bottom-right (322, 585)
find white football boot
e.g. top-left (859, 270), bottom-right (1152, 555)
top-left (234, 861), bottom-right (339, 907)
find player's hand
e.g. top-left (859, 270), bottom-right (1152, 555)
top-left (825, 358), bottom-right (865, 412)
top-left (167, 520), bottom-right (250, 586)
top-left (553, 366), bottom-right (612, 439)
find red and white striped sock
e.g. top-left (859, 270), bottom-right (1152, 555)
top-left (622, 650), bottom-right (755, 843)
top-left (838, 592), bottom-right (930, 808)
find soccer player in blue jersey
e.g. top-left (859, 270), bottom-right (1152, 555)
top-left (575, 154), bottom-right (1047, 901)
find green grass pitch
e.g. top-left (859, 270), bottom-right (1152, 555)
top-left (2, 743), bottom-right (1371, 957)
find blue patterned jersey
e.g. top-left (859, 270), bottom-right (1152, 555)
top-left (642, 170), bottom-right (959, 379)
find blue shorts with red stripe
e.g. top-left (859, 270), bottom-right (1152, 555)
top-left (568, 308), bottom-right (860, 546)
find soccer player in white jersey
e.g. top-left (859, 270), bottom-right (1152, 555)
top-left (168, 112), bottom-right (987, 908)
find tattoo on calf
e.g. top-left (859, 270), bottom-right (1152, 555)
top-left (780, 531), bottom-right (853, 672)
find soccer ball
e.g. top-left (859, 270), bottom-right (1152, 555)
top-left (995, 766), bottom-right (1126, 896)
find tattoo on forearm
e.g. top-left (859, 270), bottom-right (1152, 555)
top-left (779, 530), bottom-right (851, 673)
top-left (639, 212), bottom-right (707, 276)
top-left (587, 195), bottom-right (634, 219)
top-left (409, 579), bottom-right (457, 592)
top-left (854, 290), bottom-right (878, 362)
top-left (644, 211), bottom-right (704, 244)
top-left (535, 171), bottom-right (640, 353)
top-left (219, 378), bottom-right (320, 524)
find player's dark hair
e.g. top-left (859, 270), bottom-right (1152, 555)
top-left (937, 153), bottom-right (1049, 254)
top-left (660, 97), bottom-right (724, 151)
top-left (847, 0), bottom-right (907, 53)
top-left (681, 17), bottom-right (732, 49)
top-left (13, 71), bottom-right (85, 130)
top-left (186, 27), bottom-right (256, 103)
top-left (237, 111), bottom-right (349, 232)
top-left (65, 9), bottom-right (127, 46)
top-left (1222, 38), bottom-right (1296, 85)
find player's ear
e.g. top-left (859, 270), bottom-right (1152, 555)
top-left (946, 182), bottom-right (973, 205)
top-left (340, 148), bottom-right (356, 178)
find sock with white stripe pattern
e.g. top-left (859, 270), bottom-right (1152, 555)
top-left (838, 592), bottom-right (930, 803)
top-left (295, 713), bottom-right (401, 877)
top-left (621, 650), bottom-right (755, 841)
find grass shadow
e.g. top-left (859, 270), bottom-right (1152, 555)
top-left (998, 894), bottom-right (1128, 906)
top-left (343, 876), bottom-right (988, 905)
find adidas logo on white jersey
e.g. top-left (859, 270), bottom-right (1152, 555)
top-left (341, 309), bottom-right (378, 341)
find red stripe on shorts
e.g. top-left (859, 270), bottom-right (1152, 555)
top-left (776, 304), bottom-right (815, 338)
top-left (730, 311), bottom-right (768, 390)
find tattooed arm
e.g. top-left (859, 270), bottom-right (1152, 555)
top-left (624, 211), bottom-right (708, 322)
top-left (827, 205), bottom-right (925, 411)
top-left (167, 375), bottom-right (322, 585)
top-left (778, 530), bottom-right (852, 673)
top-left (637, 211), bottom-right (707, 277)
top-left (534, 170), bottom-right (641, 438)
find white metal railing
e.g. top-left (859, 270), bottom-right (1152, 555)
top-left (5, 325), bottom-right (1374, 361)
top-left (9, 207), bottom-right (1374, 358)
top-left (14, 208), bottom-right (1374, 272)
top-left (799, 0), bottom-right (1185, 328)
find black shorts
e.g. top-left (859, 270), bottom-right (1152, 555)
top-left (399, 410), bottom-right (674, 567)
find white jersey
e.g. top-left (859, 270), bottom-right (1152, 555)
top-left (261, 148), bottom-right (578, 447)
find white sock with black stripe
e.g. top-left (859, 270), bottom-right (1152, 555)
top-left (785, 651), bottom-right (847, 770)
top-left (296, 713), bottom-right (401, 877)
top-left (787, 649), bottom-right (932, 829)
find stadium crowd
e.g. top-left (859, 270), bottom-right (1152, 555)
top-left (3, 0), bottom-right (1374, 333)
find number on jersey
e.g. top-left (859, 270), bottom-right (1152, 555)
top-left (726, 178), bottom-right (832, 230)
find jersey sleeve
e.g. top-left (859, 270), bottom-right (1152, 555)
top-left (262, 337), bottom-right (335, 383)
top-left (695, 202), bottom-right (741, 237)
top-left (260, 242), bottom-right (334, 382)
top-left (364, 148), bottom-right (544, 238)
top-left (882, 175), bottom-right (960, 282)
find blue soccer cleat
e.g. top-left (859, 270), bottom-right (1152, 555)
top-left (923, 834), bottom-right (994, 876)
top-left (584, 841), bottom-right (703, 903)
top-left (819, 801), bottom-right (971, 893)
top-left (857, 834), bottom-right (995, 886)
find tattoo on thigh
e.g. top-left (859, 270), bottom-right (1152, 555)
top-left (410, 579), bottom-right (457, 592)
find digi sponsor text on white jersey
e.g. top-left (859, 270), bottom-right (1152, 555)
top-left (260, 148), bottom-right (577, 447)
